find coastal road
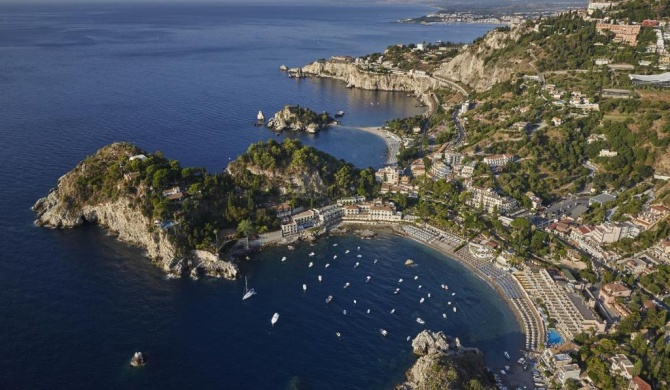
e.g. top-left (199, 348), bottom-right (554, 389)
top-left (432, 74), bottom-right (469, 97)
top-left (451, 110), bottom-right (466, 148)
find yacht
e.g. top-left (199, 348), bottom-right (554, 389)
top-left (380, 329), bottom-right (388, 337)
top-left (308, 262), bottom-right (313, 268)
top-left (419, 297), bottom-right (425, 304)
top-left (416, 317), bottom-right (425, 325)
top-left (302, 284), bottom-right (307, 292)
top-left (365, 276), bottom-right (371, 283)
top-left (308, 252), bottom-right (315, 257)
top-left (271, 312), bottom-right (280, 327)
top-left (326, 295), bottom-right (333, 304)
top-left (343, 282), bottom-right (350, 289)
top-left (242, 277), bottom-right (257, 301)
top-left (354, 262), bottom-right (359, 268)
top-left (504, 351), bottom-right (510, 360)
top-left (318, 275), bottom-right (322, 282)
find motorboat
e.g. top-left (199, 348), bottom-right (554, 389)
top-left (365, 276), bottom-right (371, 283)
top-left (380, 329), bottom-right (388, 336)
top-left (326, 295), bottom-right (333, 304)
top-left (281, 256), bottom-right (287, 262)
top-left (442, 313), bottom-right (447, 319)
top-left (353, 299), bottom-right (357, 304)
top-left (418, 285), bottom-right (422, 289)
top-left (302, 284), bottom-right (307, 292)
top-left (354, 262), bottom-right (359, 268)
top-left (333, 255), bottom-right (337, 259)
top-left (333, 243), bottom-right (338, 247)
top-left (453, 307), bottom-right (457, 312)
top-left (342, 309), bottom-right (347, 315)
top-left (427, 293), bottom-right (431, 298)
top-left (419, 297), bottom-right (425, 304)
top-left (504, 351), bottom-right (510, 360)
top-left (366, 309), bottom-right (371, 314)
top-left (318, 275), bottom-right (322, 282)
top-left (343, 282), bottom-right (350, 289)
top-left (448, 301), bottom-right (451, 305)
top-left (373, 259), bottom-right (378, 264)
top-left (130, 351), bottom-right (146, 367)
top-left (345, 250), bottom-right (350, 254)
top-left (414, 276), bottom-right (418, 280)
top-left (356, 254), bottom-right (362, 258)
top-left (390, 308), bottom-right (395, 314)
top-left (398, 278), bottom-right (403, 283)
top-left (325, 263), bottom-right (330, 268)
top-left (271, 312), bottom-right (280, 327)
top-left (308, 262), bottom-right (313, 268)
top-left (309, 252), bottom-right (315, 257)
top-left (394, 288), bottom-right (400, 295)
top-left (416, 317), bottom-right (425, 325)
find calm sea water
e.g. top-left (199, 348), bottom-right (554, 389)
top-left (0, 3), bottom-right (521, 389)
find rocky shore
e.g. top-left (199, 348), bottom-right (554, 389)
top-left (266, 104), bottom-right (335, 133)
top-left (32, 143), bottom-right (238, 280)
top-left (397, 330), bottom-right (494, 390)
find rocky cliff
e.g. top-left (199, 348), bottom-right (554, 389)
top-left (396, 331), bottom-right (494, 390)
top-left (32, 143), bottom-right (238, 280)
top-left (433, 25), bottom-right (533, 92)
top-left (301, 61), bottom-right (442, 113)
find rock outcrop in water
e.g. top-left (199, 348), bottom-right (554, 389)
top-left (266, 105), bottom-right (334, 133)
top-left (32, 142), bottom-right (238, 279)
top-left (396, 331), bottom-right (494, 390)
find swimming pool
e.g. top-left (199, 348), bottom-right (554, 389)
top-left (547, 329), bottom-right (564, 345)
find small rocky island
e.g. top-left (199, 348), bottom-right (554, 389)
top-left (397, 331), bottom-right (495, 390)
top-left (33, 140), bottom-right (376, 278)
top-left (266, 104), bottom-right (335, 133)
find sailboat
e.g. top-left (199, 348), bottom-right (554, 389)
top-left (271, 312), bottom-right (280, 327)
top-left (242, 277), bottom-right (257, 300)
top-left (256, 110), bottom-right (265, 125)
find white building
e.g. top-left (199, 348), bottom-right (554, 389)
top-left (444, 152), bottom-right (463, 166)
top-left (599, 149), bottom-right (618, 157)
top-left (466, 186), bottom-right (517, 214)
top-left (430, 161), bottom-right (451, 180)
top-left (483, 154), bottom-right (515, 168)
top-left (375, 166), bottom-right (401, 185)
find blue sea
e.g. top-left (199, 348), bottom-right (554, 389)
top-left (0, 2), bottom-right (522, 389)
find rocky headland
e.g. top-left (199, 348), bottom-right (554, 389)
top-left (266, 104), bottom-right (335, 133)
top-left (397, 330), bottom-right (495, 390)
top-left (32, 142), bottom-right (238, 279)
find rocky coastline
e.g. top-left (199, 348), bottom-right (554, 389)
top-left (397, 330), bottom-right (494, 390)
top-left (32, 143), bottom-right (238, 280)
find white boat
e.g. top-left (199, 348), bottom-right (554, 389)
top-left (288, 245), bottom-right (295, 251)
top-left (345, 250), bottom-right (350, 254)
top-left (308, 262), bottom-right (313, 268)
top-left (406, 336), bottom-right (411, 341)
top-left (335, 110), bottom-right (345, 117)
top-left (356, 254), bottom-right (362, 258)
top-left (336, 332), bottom-right (341, 338)
top-left (130, 351), bottom-right (146, 367)
top-left (354, 262), bottom-right (359, 268)
top-left (333, 255), bottom-right (337, 259)
top-left (257, 110), bottom-right (264, 122)
top-left (427, 293), bottom-right (431, 298)
top-left (374, 259), bottom-right (378, 264)
top-left (453, 307), bottom-right (457, 312)
top-left (390, 308), bottom-right (395, 314)
top-left (366, 309), bottom-right (371, 314)
top-left (325, 263), bottom-right (330, 268)
top-left (414, 276), bottom-right (418, 280)
top-left (326, 295), bottom-right (333, 304)
top-left (309, 252), bottom-right (315, 257)
top-left (500, 370), bottom-right (506, 375)
top-left (448, 301), bottom-right (451, 305)
top-left (365, 276), bottom-right (371, 283)
top-left (398, 278), bottom-right (403, 283)
top-left (357, 246), bottom-right (360, 250)
top-left (242, 277), bottom-right (257, 301)
top-left (343, 282), bottom-right (350, 289)
top-left (416, 317), bottom-right (425, 324)
top-left (418, 285), bottom-right (422, 289)
top-left (342, 310), bottom-right (347, 315)
top-left (318, 275), bottom-right (322, 282)
top-left (302, 284), bottom-right (307, 292)
top-left (442, 313), bottom-right (447, 319)
top-left (419, 297), bottom-right (425, 303)
top-left (353, 299), bottom-right (357, 304)
top-left (271, 312), bottom-right (280, 327)
top-left (333, 243), bottom-right (338, 247)
top-left (504, 351), bottom-right (510, 360)
top-left (505, 365), bottom-right (511, 371)
top-left (380, 329), bottom-right (388, 337)
top-left (281, 256), bottom-right (287, 262)
top-left (394, 288), bottom-right (400, 294)
top-left (451, 292), bottom-right (455, 296)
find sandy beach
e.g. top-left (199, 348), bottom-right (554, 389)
top-left (399, 234), bottom-right (539, 390)
top-left (351, 126), bottom-right (401, 165)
